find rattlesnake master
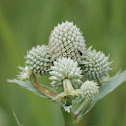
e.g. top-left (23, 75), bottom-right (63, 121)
top-left (48, 21), bottom-right (86, 62)
top-left (80, 47), bottom-right (112, 82)
top-left (25, 45), bottom-right (52, 75)
top-left (49, 57), bottom-right (82, 88)
top-left (81, 80), bottom-right (99, 99)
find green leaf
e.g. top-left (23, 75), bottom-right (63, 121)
top-left (8, 79), bottom-right (47, 98)
top-left (76, 70), bottom-right (126, 122)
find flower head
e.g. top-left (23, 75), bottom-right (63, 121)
top-left (81, 80), bottom-right (99, 99)
top-left (25, 45), bottom-right (52, 75)
top-left (80, 47), bottom-right (112, 82)
top-left (48, 21), bottom-right (86, 62)
top-left (49, 57), bottom-right (82, 88)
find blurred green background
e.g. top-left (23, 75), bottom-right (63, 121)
top-left (0, 0), bottom-right (126, 126)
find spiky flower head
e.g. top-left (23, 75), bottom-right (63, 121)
top-left (49, 57), bottom-right (82, 88)
top-left (81, 80), bottom-right (99, 99)
top-left (25, 45), bottom-right (52, 75)
top-left (80, 47), bottom-right (112, 82)
top-left (48, 21), bottom-right (86, 62)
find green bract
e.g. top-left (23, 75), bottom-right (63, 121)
top-left (80, 47), bottom-right (112, 82)
top-left (48, 21), bottom-right (86, 62)
top-left (17, 66), bottom-right (32, 80)
top-left (25, 45), bottom-right (52, 75)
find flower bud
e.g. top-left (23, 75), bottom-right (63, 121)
top-left (80, 47), bottom-right (112, 82)
top-left (81, 80), bottom-right (99, 99)
top-left (49, 57), bottom-right (82, 90)
top-left (25, 45), bottom-right (52, 75)
top-left (48, 21), bottom-right (86, 62)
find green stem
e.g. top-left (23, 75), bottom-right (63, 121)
top-left (61, 107), bottom-right (76, 126)
top-left (74, 99), bottom-right (89, 116)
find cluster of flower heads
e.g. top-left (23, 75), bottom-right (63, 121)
top-left (21, 20), bottom-right (112, 100)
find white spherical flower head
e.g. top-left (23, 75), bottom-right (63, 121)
top-left (49, 21), bottom-right (86, 62)
top-left (81, 80), bottom-right (99, 99)
top-left (25, 45), bottom-right (52, 75)
top-left (80, 47), bottom-right (112, 82)
top-left (49, 57), bottom-right (82, 89)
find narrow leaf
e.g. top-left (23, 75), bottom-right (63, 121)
top-left (13, 112), bottom-right (22, 126)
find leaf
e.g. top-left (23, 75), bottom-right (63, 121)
top-left (13, 112), bottom-right (23, 126)
top-left (8, 79), bottom-right (47, 98)
top-left (76, 70), bottom-right (126, 122)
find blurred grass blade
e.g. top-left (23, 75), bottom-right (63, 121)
top-left (0, 10), bottom-right (22, 64)
top-left (13, 112), bottom-right (22, 126)
top-left (77, 70), bottom-right (126, 122)
top-left (8, 79), bottom-right (47, 98)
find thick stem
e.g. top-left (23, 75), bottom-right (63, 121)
top-left (61, 107), bottom-right (76, 126)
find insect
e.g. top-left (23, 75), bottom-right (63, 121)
top-left (77, 50), bottom-right (83, 56)
top-left (44, 61), bottom-right (54, 67)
